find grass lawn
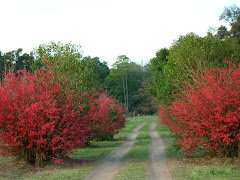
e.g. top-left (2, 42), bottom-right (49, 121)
top-left (156, 121), bottom-right (240, 180)
top-left (0, 115), bottom-right (146, 180)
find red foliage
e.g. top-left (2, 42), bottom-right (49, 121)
top-left (0, 70), bottom-right (126, 165)
top-left (159, 66), bottom-right (240, 157)
top-left (80, 90), bottom-right (126, 142)
top-left (0, 70), bottom-right (86, 165)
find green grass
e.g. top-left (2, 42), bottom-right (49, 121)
top-left (172, 165), bottom-right (240, 180)
top-left (156, 119), bottom-right (240, 180)
top-left (24, 165), bottom-right (94, 180)
top-left (114, 116), bottom-right (156, 180)
top-left (0, 152), bottom-right (13, 166)
top-left (2, 115), bottom-right (238, 180)
top-left (68, 116), bottom-right (146, 162)
top-left (0, 116), bottom-right (146, 180)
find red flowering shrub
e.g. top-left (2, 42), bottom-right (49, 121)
top-left (80, 90), bottom-right (125, 143)
top-left (159, 65), bottom-right (240, 157)
top-left (0, 70), bottom-right (86, 165)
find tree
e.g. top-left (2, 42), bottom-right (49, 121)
top-left (219, 5), bottom-right (240, 42)
top-left (112, 55), bottom-right (131, 114)
top-left (150, 33), bottom-right (240, 105)
top-left (219, 5), bottom-right (240, 24)
top-left (33, 41), bottom-right (96, 93)
top-left (149, 48), bottom-right (171, 105)
top-left (0, 51), bottom-right (4, 74)
top-left (167, 33), bottom-right (240, 82)
top-left (137, 79), bottom-right (158, 115)
top-left (105, 56), bottom-right (149, 115)
top-left (85, 56), bottom-right (109, 87)
top-left (216, 25), bottom-right (229, 39)
top-left (0, 49), bottom-right (34, 73)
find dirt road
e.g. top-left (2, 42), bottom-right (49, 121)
top-left (84, 121), bottom-right (171, 180)
top-left (148, 122), bottom-right (171, 180)
top-left (84, 123), bottom-right (145, 180)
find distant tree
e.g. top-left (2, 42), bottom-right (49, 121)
top-left (127, 62), bottom-right (146, 113)
top-left (14, 49), bottom-right (34, 71)
top-left (231, 15), bottom-right (240, 42)
top-left (137, 79), bottom-right (158, 115)
top-left (149, 48), bottom-right (170, 104)
top-left (111, 55), bottom-right (131, 114)
top-left (216, 25), bottom-right (229, 39)
top-left (0, 49), bottom-right (34, 73)
top-left (219, 5), bottom-right (240, 42)
top-left (219, 5), bottom-right (240, 24)
top-left (91, 57), bottom-right (109, 86)
top-left (105, 56), bottom-right (149, 115)
top-left (2, 51), bottom-right (16, 73)
top-left (0, 51), bottom-right (4, 74)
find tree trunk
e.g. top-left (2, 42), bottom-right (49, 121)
top-left (122, 75), bottom-right (127, 112)
top-left (125, 73), bottom-right (129, 116)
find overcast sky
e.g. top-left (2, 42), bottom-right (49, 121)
top-left (0, 0), bottom-right (239, 67)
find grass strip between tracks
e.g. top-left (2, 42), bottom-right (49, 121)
top-left (113, 116), bottom-right (156, 180)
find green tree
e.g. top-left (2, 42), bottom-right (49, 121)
top-left (14, 49), bottom-right (34, 71)
top-left (150, 33), bottom-right (240, 105)
top-left (33, 41), bottom-right (96, 93)
top-left (219, 5), bottom-right (240, 24)
top-left (219, 5), bottom-right (240, 42)
top-left (0, 51), bottom-right (4, 74)
top-left (89, 56), bottom-right (109, 86)
top-left (2, 50), bottom-right (16, 73)
top-left (0, 48), bottom-right (34, 73)
top-left (105, 56), bottom-right (148, 114)
top-left (216, 25), bottom-right (229, 39)
top-left (149, 48), bottom-right (171, 105)
top-left (111, 55), bottom-right (131, 114)
top-left (166, 33), bottom-right (240, 86)
top-left (137, 79), bottom-right (158, 115)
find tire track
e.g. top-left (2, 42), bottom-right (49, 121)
top-left (148, 122), bottom-right (171, 180)
top-left (84, 122), bottom-right (145, 180)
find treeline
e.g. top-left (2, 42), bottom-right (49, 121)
top-left (150, 5), bottom-right (240, 157)
top-left (0, 42), bottom-right (157, 116)
top-left (0, 40), bottom-right (157, 165)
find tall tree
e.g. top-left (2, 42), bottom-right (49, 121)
top-left (0, 51), bottom-right (4, 74)
top-left (112, 55), bottom-right (131, 114)
top-left (90, 56), bottom-right (109, 86)
top-left (137, 79), bottom-right (158, 115)
top-left (105, 56), bottom-right (149, 114)
top-left (0, 48), bottom-right (34, 73)
top-left (219, 5), bottom-right (240, 42)
top-left (33, 41), bottom-right (96, 93)
top-left (149, 48), bottom-right (170, 104)
top-left (216, 25), bottom-right (229, 39)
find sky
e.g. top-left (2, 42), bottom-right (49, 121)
top-left (0, 0), bottom-right (239, 67)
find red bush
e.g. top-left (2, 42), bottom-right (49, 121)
top-left (159, 65), bottom-right (240, 157)
top-left (0, 70), bottom-right (126, 165)
top-left (0, 70), bottom-right (86, 165)
top-left (80, 90), bottom-right (126, 143)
